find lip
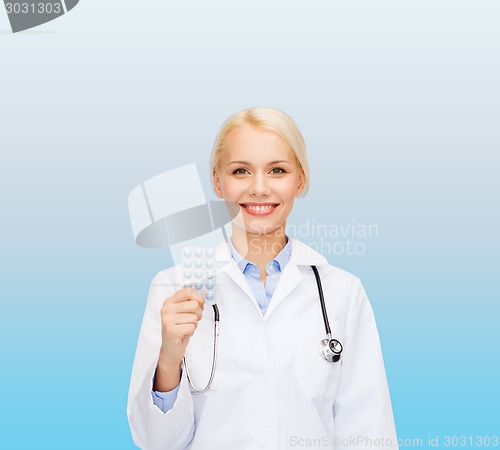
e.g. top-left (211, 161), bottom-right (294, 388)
top-left (239, 202), bottom-right (279, 217)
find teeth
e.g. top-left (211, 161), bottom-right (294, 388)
top-left (246, 205), bottom-right (275, 212)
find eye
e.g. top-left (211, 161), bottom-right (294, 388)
top-left (270, 167), bottom-right (286, 174)
top-left (232, 168), bottom-right (249, 175)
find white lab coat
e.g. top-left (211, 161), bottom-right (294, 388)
top-left (127, 237), bottom-right (398, 450)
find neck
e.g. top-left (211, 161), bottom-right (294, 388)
top-left (230, 225), bottom-right (287, 267)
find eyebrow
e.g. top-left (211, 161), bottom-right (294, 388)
top-left (228, 160), bottom-right (293, 166)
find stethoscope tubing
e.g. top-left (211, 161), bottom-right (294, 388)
top-left (311, 265), bottom-right (332, 338)
top-left (185, 265), bottom-right (342, 393)
top-left (184, 303), bottom-right (220, 394)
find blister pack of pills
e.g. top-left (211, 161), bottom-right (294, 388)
top-left (181, 247), bottom-right (216, 302)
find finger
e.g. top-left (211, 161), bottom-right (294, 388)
top-left (186, 289), bottom-right (205, 309)
top-left (170, 288), bottom-right (205, 306)
top-left (172, 313), bottom-right (200, 325)
top-left (173, 300), bottom-right (204, 319)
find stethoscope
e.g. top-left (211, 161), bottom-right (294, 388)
top-left (183, 265), bottom-right (343, 394)
top-left (311, 265), bottom-right (344, 363)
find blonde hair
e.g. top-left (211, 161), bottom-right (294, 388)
top-left (210, 107), bottom-right (310, 197)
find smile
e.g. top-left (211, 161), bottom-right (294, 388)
top-left (240, 203), bottom-right (279, 216)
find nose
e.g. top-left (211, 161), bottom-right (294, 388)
top-left (249, 173), bottom-right (270, 196)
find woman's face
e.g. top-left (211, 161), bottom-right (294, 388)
top-left (213, 124), bottom-right (305, 238)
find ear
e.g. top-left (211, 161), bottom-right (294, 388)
top-left (212, 169), bottom-right (224, 199)
top-left (295, 170), bottom-right (306, 197)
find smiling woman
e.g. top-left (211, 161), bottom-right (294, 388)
top-left (213, 123), bottom-right (305, 261)
top-left (127, 107), bottom-right (398, 450)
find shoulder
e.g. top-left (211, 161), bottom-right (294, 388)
top-left (290, 237), bottom-right (362, 287)
top-left (290, 238), bottom-right (371, 328)
top-left (152, 264), bottom-right (180, 283)
top-left (143, 265), bottom-right (182, 310)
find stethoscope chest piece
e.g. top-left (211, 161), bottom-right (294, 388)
top-left (319, 338), bottom-right (343, 363)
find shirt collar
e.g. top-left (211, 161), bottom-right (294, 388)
top-left (229, 236), bottom-right (292, 274)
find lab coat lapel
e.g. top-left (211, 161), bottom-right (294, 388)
top-left (264, 261), bottom-right (303, 318)
top-left (213, 237), bottom-right (329, 318)
top-left (222, 261), bottom-right (259, 306)
top-left (265, 237), bottom-right (329, 319)
top-left (214, 240), bottom-right (262, 314)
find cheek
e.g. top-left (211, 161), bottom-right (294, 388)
top-left (276, 179), bottom-right (300, 200)
top-left (218, 178), bottom-right (240, 199)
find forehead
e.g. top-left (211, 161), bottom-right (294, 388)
top-left (222, 125), bottom-right (295, 162)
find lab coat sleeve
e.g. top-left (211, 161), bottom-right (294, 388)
top-left (152, 382), bottom-right (181, 413)
top-left (127, 271), bottom-right (195, 450)
top-left (333, 278), bottom-right (398, 450)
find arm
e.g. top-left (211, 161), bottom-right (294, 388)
top-left (127, 272), bottom-right (196, 450)
top-left (333, 278), bottom-right (398, 450)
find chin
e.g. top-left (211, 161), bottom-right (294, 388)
top-left (246, 223), bottom-right (285, 237)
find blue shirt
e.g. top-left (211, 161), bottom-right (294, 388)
top-left (152, 237), bottom-right (292, 413)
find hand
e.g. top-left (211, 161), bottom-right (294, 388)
top-left (154, 288), bottom-right (205, 391)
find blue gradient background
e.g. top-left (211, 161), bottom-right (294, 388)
top-left (1, 1), bottom-right (498, 448)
